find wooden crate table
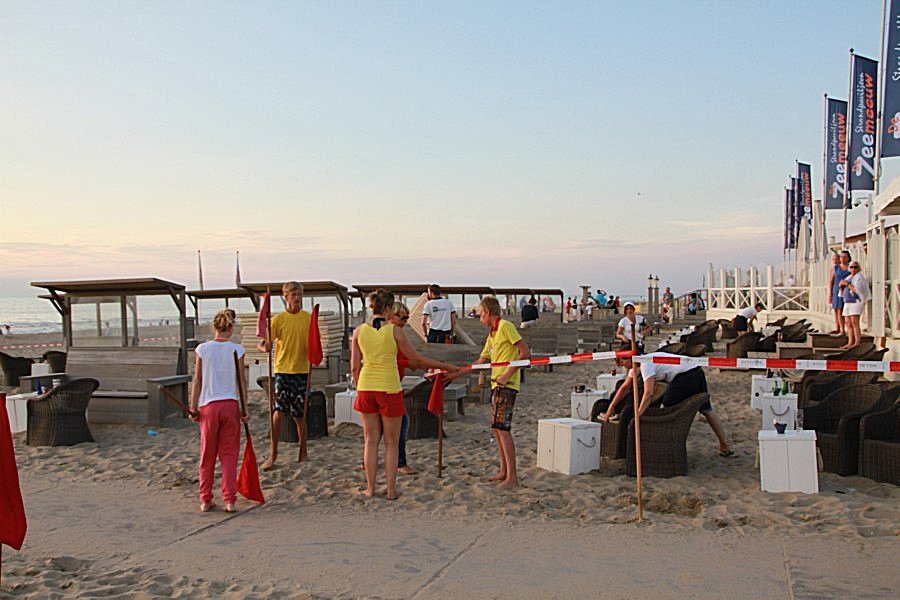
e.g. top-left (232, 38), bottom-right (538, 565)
top-left (4, 392), bottom-right (36, 434)
top-left (334, 390), bottom-right (362, 427)
top-left (570, 389), bottom-right (609, 420)
top-left (758, 430), bottom-right (818, 493)
top-left (537, 418), bottom-right (601, 475)
top-left (595, 373), bottom-right (625, 395)
top-left (757, 393), bottom-right (798, 431)
top-left (750, 375), bottom-right (785, 409)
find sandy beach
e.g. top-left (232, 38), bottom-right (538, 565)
top-left (2, 326), bottom-right (899, 597)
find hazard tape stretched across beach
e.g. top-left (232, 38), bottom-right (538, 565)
top-left (455, 349), bottom-right (900, 373)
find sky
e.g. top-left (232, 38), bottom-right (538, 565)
top-left (0, 1), bottom-right (892, 299)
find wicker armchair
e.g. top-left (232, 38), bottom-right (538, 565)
top-left (26, 377), bottom-right (99, 446)
top-left (256, 376), bottom-right (328, 440)
top-left (755, 334), bottom-right (778, 353)
top-left (680, 344), bottom-right (707, 357)
top-left (656, 342), bottom-right (685, 355)
top-left (859, 400), bottom-right (900, 485)
top-left (0, 352), bottom-right (34, 386)
top-left (804, 384), bottom-right (887, 476)
top-left (625, 393), bottom-right (709, 478)
top-left (726, 332), bottom-right (761, 359)
top-left (798, 372), bottom-right (879, 408)
top-left (599, 381), bottom-right (666, 460)
top-left (717, 319), bottom-right (738, 340)
top-left (768, 316), bottom-right (787, 327)
top-left (42, 350), bottom-right (67, 373)
top-left (405, 380), bottom-right (439, 439)
top-left (681, 324), bottom-right (716, 353)
top-left (780, 321), bottom-right (810, 343)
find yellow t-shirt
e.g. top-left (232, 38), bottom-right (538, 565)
top-left (271, 309), bottom-right (310, 374)
top-left (481, 319), bottom-right (524, 391)
top-left (357, 323), bottom-right (402, 393)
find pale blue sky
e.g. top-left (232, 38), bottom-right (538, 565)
top-left (0, 1), bottom-right (889, 298)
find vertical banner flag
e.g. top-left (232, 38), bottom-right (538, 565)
top-left (307, 304), bottom-right (323, 367)
top-left (783, 188), bottom-right (790, 251)
top-left (790, 177), bottom-right (800, 249)
top-left (797, 162), bottom-right (813, 235)
top-left (848, 54), bottom-right (879, 192)
top-left (825, 98), bottom-right (849, 209)
top-left (882, 0), bottom-right (900, 157)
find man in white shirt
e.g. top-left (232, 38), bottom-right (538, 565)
top-left (603, 352), bottom-right (733, 457)
top-left (422, 284), bottom-right (457, 343)
top-left (733, 302), bottom-right (764, 333)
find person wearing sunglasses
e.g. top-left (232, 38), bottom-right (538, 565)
top-left (838, 261), bottom-right (870, 349)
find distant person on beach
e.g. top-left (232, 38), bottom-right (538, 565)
top-left (662, 287), bottom-right (674, 307)
top-left (829, 251), bottom-right (851, 335)
top-left (468, 296), bottom-right (530, 490)
top-left (352, 289), bottom-right (458, 499)
top-left (732, 302), bottom-right (764, 334)
top-left (616, 302), bottom-right (647, 354)
top-left (257, 281), bottom-right (312, 471)
top-left (520, 296), bottom-right (539, 329)
top-left (595, 289), bottom-right (607, 307)
top-left (613, 296), bottom-right (621, 314)
top-left (603, 352), bottom-right (733, 457)
top-left (190, 309), bottom-right (249, 513)
top-left (390, 302), bottom-right (419, 475)
top-left (839, 261), bottom-right (870, 349)
top-left (422, 284), bottom-right (457, 344)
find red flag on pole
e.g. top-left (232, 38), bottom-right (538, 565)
top-left (256, 292), bottom-right (270, 339)
top-left (237, 423), bottom-right (265, 504)
top-left (427, 372), bottom-right (444, 416)
top-left (308, 304), bottom-right (323, 367)
top-left (0, 393), bottom-right (27, 551)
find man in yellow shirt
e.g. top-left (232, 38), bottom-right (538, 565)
top-left (258, 281), bottom-right (311, 470)
top-left (472, 296), bottom-right (530, 490)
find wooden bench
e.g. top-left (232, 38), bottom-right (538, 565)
top-left (23, 347), bottom-right (190, 426)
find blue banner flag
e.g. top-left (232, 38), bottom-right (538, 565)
top-left (824, 97), bottom-right (848, 209)
top-left (848, 54), bottom-right (878, 192)
top-left (797, 163), bottom-right (812, 233)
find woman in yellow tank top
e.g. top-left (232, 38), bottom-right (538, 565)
top-left (351, 289), bottom-right (458, 500)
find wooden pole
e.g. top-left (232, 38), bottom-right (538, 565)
top-left (266, 287), bottom-right (275, 452)
top-left (437, 412), bottom-right (444, 478)
top-left (631, 323), bottom-right (644, 522)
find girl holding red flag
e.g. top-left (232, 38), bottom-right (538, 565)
top-left (352, 289), bottom-right (457, 500)
top-left (190, 310), bottom-right (249, 513)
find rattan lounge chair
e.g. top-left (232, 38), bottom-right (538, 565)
top-left (859, 400), bottom-right (900, 485)
top-left (625, 392), bottom-right (709, 478)
top-left (717, 319), bottom-right (738, 340)
top-left (42, 350), bottom-right (67, 373)
top-left (798, 372), bottom-right (879, 408)
top-left (405, 379), bottom-right (439, 439)
top-left (256, 376), bottom-right (328, 440)
top-left (680, 344), bottom-right (707, 357)
top-left (656, 342), bottom-right (685, 355)
top-left (0, 352), bottom-right (34, 386)
top-left (599, 381), bottom-right (666, 460)
top-left (804, 384), bottom-right (887, 476)
top-left (26, 377), bottom-right (99, 446)
top-left (726, 332), bottom-right (761, 359)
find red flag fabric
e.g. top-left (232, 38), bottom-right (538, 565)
top-left (237, 423), bottom-right (265, 504)
top-left (255, 292), bottom-right (270, 339)
top-left (0, 393), bottom-right (27, 550)
top-left (308, 303), bottom-right (323, 367)
top-left (427, 372), bottom-right (444, 416)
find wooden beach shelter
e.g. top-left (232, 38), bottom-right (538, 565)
top-left (531, 288), bottom-right (566, 322)
top-left (186, 287), bottom-right (261, 327)
top-left (30, 278), bottom-right (192, 425)
top-left (493, 288), bottom-right (536, 316)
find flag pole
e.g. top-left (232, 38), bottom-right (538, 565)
top-left (842, 48), bottom-right (855, 247)
top-left (266, 286), bottom-right (275, 452)
top-left (437, 406), bottom-right (444, 478)
top-left (876, 0), bottom-right (889, 197)
top-left (630, 323), bottom-right (643, 522)
top-left (822, 94), bottom-right (830, 251)
top-left (298, 305), bottom-right (313, 464)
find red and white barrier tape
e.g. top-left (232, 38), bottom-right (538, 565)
top-left (459, 349), bottom-right (635, 371)
top-left (0, 342), bottom-right (64, 350)
top-left (632, 355), bottom-right (900, 373)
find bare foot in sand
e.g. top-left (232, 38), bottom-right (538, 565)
top-left (386, 491), bottom-right (402, 501)
top-left (200, 502), bottom-right (216, 512)
top-left (261, 457), bottom-right (277, 471)
top-left (488, 473), bottom-right (506, 481)
top-left (224, 503), bottom-right (237, 513)
top-left (398, 466), bottom-right (417, 475)
top-left (496, 480), bottom-right (519, 491)
top-left (359, 488), bottom-right (376, 499)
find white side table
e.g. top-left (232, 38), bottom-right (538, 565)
top-left (570, 389), bottom-right (609, 420)
top-left (758, 430), bottom-right (818, 493)
top-left (750, 375), bottom-right (785, 409)
top-left (758, 393), bottom-right (798, 431)
top-left (595, 373), bottom-right (625, 395)
top-left (537, 418), bottom-right (601, 475)
top-left (334, 391), bottom-right (362, 427)
top-left (4, 392), bottom-right (36, 434)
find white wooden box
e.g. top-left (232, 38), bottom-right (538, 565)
top-left (537, 418), bottom-right (601, 475)
top-left (248, 361), bottom-right (268, 391)
top-left (570, 390), bottom-right (609, 420)
top-left (334, 391), bottom-right (362, 427)
top-left (750, 375), bottom-right (785, 409)
top-left (4, 393), bottom-right (33, 434)
top-left (30, 362), bottom-right (51, 376)
top-left (758, 430), bottom-right (818, 493)
top-left (758, 393), bottom-right (798, 431)
top-left (595, 373), bottom-right (625, 395)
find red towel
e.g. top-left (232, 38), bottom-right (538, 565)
top-left (237, 423), bottom-right (265, 504)
top-left (427, 372), bottom-right (444, 416)
top-left (255, 292), bottom-right (270, 339)
top-left (0, 393), bottom-right (27, 550)
top-left (308, 304), bottom-right (323, 367)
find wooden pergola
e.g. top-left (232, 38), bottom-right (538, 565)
top-left (351, 284), bottom-right (499, 317)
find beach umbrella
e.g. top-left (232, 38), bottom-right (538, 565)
top-left (0, 393), bottom-right (27, 583)
top-left (234, 352), bottom-right (265, 504)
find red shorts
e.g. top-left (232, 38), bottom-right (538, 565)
top-left (354, 390), bottom-right (406, 417)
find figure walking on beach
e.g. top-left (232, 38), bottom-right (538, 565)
top-left (190, 310), bottom-right (249, 513)
top-left (422, 284), bottom-right (457, 344)
top-left (258, 281), bottom-right (312, 470)
top-left (352, 289), bottom-right (457, 499)
top-left (470, 296), bottom-right (530, 490)
top-left (603, 352), bottom-right (733, 457)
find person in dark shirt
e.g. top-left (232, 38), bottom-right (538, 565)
top-left (520, 296), bottom-right (539, 329)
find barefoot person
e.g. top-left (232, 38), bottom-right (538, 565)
top-left (828, 251), bottom-right (850, 335)
top-left (190, 310), bottom-right (249, 513)
top-left (258, 281), bottom-right (312, 470)
top-left (352, 289), bottom-right (457, 499)
top-left (471, 296), bottom-right (530, 490)
top-left (390, 302), bottom-right (417, 475)
top-left (603, 351), bottom-right (733, 457)
top-left (839, 261), bottom-right (870, 349)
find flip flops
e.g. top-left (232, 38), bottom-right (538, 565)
top-left (718, 450), bottom-right (735, 458)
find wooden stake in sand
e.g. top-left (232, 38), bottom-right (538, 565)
top-left (631, 323), bottom-right (644, 522)
top-left (265, 286), bottom-right (275, 452)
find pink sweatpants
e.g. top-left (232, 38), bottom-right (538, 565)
top-left (198, 399), bottom-right (241, 504)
